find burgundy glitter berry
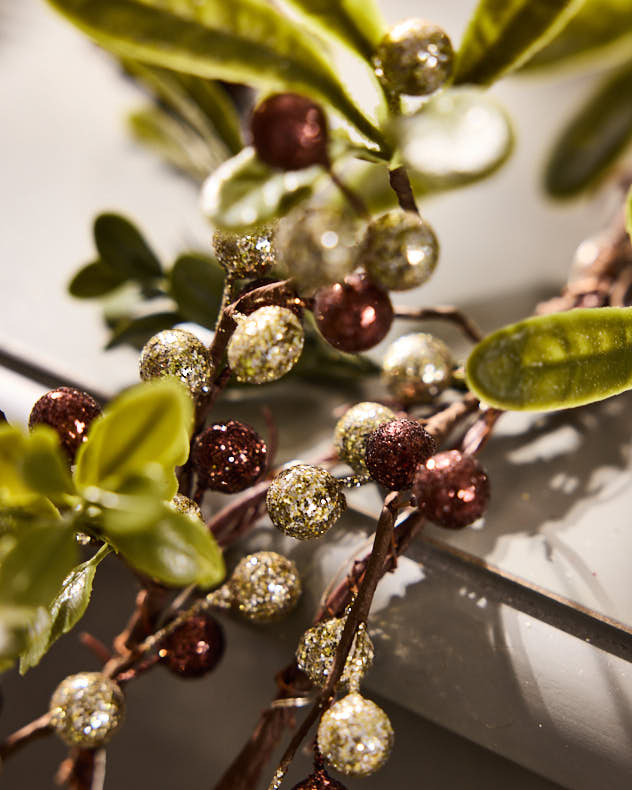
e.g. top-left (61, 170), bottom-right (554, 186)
top-left (159, 614), bottom-right (225, 678)
top-left (413, 450), bottom-right (490, 529)
top-left (251, 93), bottom-right (329, 171)
top-left (192, 420), bottom-right (267, 494)
top-left (291, 768), bottom-right (348, 790)
top-left (366, 418), bottom-right (435, 490)
top-left (313, 273), bottom-right (394, 353)
top-left (28, 387), bottom-right (101, 460)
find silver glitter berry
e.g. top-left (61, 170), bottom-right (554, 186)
top-left (139, 329), bottom-right (213, 402)
top-left (172, 493), bottom-right (204, 522)
top-left (374, 19), bottom-right (454, 97)
top-left (266, 464), bottom-right (346, 540)
top-left (334, 402), bottom-right (396, 474)
top-left (382, 332), bottom-right (453, 403)
top-left (49, 672), bottom-right (125, 748)
top-left (227, 551), bottom-right (301, 622)
top-left (317, 691), bottom-right (394, 777)
top-left (213, 227), bottom-right (275, 278)
top-left (296, 618), bottom-right (374, 688)
top-left (360, 210), bottom-right (439, 291)
top-left (276, 208), bottom-right (357, 294)
top-left (227, 306), bottom-right (304, 384)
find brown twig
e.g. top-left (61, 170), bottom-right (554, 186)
top-left (394, 304), bottom-right (484, 343)
top-left (328, 168), bottom-right (370, 218)
top-left (0, 713), bottom-right (52, 760)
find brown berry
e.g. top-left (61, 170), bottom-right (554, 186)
top-left (366, 418), bottom-right (435, 490)
top-left (251, 93), bottom-right (329, 171)
top-left (29, 387), bottom-right (101, 460)
top-left (313, 273), bottom-right (394, 352)
top-left (192, 420), bottom-right (267, 493)
top-left (413, 450), bottom-right (490, 528)
top-left (160, 614), bottom-right (225, 678)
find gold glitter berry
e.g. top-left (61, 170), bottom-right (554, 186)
top-left (334, 402), bottom-right (396, 474)
top-left (49, 672), bottom-right (125, 748)
top-left (213, 227), bottom-right (275, 278)
top-left (296, 618), bottom-right (374, 688)
top-left (171, 493), bottom-right (204, 522)
top-left (227, 551), bottom-right (301, 622)
top-left (382, 332), bottom-right (453, 403)
top-left (266, 464), bottom-right (346, 540)
top-left (139, 329), bottom-right (213, 402)
top-left (317, 691), bottom-right (394, 777)
top-left (227, 306), bottom-right (304, 384)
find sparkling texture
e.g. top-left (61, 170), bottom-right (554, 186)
top-left (139, 329), bottom-right (213, 402)
top-left (366, 418), bottom-right (436, 490)
top-left (227, 306), bottom-right (304, 384)
top-left (228, 551), bottom-right (301, 622)
top-left (160, 614), bottom-right (225, 678)
top-left (334, 402), bottom-right (397, 474)
top-left (172, 493), bottom-right (204, 522)
top-left (317, 692), bottom-right (394, 777)
top-left (213, 227), bottom-right (275, 278)
top-left (29, 387), bottom-right (101, 460)
top-left (291, 768), bottom-right (348, 790)
top-left (374, 19), bottom-right (454, 97)
top-left (382, 332), bottom-right (453, 403)
top-left (251, 93), bottom-right (329, 171)
top-left (296, 618), bottom-right (374, 688)
top-left (413, 449), bottom-right (490, 529)
top-left (360, 209), bottom-right (439, 291)
top-left (313, 273), bottom-right (394, 352)
top-left (192, 420), bottom-right (267, 493)
top-left (276, 208), bottom-right (357, 294)
top-left (266, 464), bottom-right (346, 540)
top-left (49, 672), bottom-right (125, 748)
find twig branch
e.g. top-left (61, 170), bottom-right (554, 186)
top-left (0, 713), bottom-right (52, 760)
top-left (394, 304), bottom-right (484, 343)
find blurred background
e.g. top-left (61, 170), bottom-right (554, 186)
top-left (1, 0), bottom-right (631, 788)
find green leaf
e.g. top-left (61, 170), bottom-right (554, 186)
top-left (69, 260), bottom-right (127, 298)
top-left (279, 0), bottom-right (385, 60)
top-left (0, 426), bottom-right (69, 509)
top-left (522, 0), bottom-right (632, 71)
top-left (201, 147), bottom-right (321, 230)
top-left (19, 545), bottom-right (110, 674)
top-left (106, 311), bottom-right (181, 350)
top-left (103, 498), bottom-right (225, 588)
top-left (170, 254), bottom-right (224, 328)
top-left (21, 427), bottom-right (74, 500)
top-left (94, 213), bottom-right (162, 280)
top-left (395, 88), bottom-right (513, 190)
top-left (46, 0), bottom-right (384, 146)
top-left (0, 427), bottom-right (33, 505)
top-left (545, 61), bottom-right (632, 197)
top-left (454, 0), bottom-right (585, 85)
top-left (74, 379), bottom-right (193, 495)
top-left (626, 184), bottom-right (632, 242)
top-left (466, 306), bottom-right (632, 411)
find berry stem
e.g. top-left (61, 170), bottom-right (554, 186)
top-left (394, 304), bottom-right (484, 343)
top-left (327, 167), bottom-right (370, 218)
top-left (388, 166), bottom-right (419, 215)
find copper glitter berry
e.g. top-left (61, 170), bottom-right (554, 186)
top-left (251, 93), bottom-right (329, 171)
top-left (291, 769), bottom-right (348, 790)
top-left (160, 614), bottom-right (225, 678)
top-left (413, 450), bottom-right (490, 528)
top-left (366, 418), bottom-right (435, 491)
top-left (192, 420), bottom-right (267, 494)
top-left (313, 273), bottom-right (394, 353)
top-left (29, 387), bottom-right (101, 460)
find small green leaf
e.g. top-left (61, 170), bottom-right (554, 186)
top-left (69, 261), bottom-right (127, 298)
top-left (201, 147), bottom-right (321, 230)
top-left (522, 0), bottom-right (632, 71)
top-left (21, 427), bottom-right (74, 500)
top-left (74, 380), bottom-right (193, 495)
top-left (626, 184), bottom-right (632, 242)
top-left (46, 0), bottom-right (384, 146)
top-left (170, 254), bottom-right (224, 328)
top-left (0, 426), bottom-right (69, 509)
top-left (19, 545), bottom-right (110, 674)
top-left (466, 306), bottom-right (632, 411)
top-left (280, 0), bottom-right (386, 61)
top-left (0, 427), bottom-right (33, 505)
top-left (94, 213), bottom-right (162, 280)
top-left (454, 0), bottom-right (584, 85)
top-left (105, 311), bottom-right (181, 350)
top-left (103, 499), bottom-right (225, 588)
top-left (545, 61), bottom-right (632, 197)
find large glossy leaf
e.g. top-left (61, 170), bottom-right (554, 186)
top-left (170, 254), bottom-right (224, 328)
top-left (94, 213), bottom-right (162, 280)
top-left (74, 380), bottom-right (193, 495)
top-left (69, 260), bottom-right (127, 298)
top-left (545, 61), bottom-right (632, 197)
top-left (279, 0), bottom-right (385, 60)
top-left (523, 0), bottom-right (632, 71)
top-left (454, 0), bottom-right (584, 85)
top-left (201, 147), bottom-right (321, 230)
top-left (46, 0), bottom-right (383, 145)
top-left (466, 306), bottom-right (632, 410)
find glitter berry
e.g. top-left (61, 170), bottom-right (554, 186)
top-left (366, 417), bottom-right (436, 490)
top-left (29, 387), bottom-right (101, 460)
top-left (192, 420), bottom-right (267, 493)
